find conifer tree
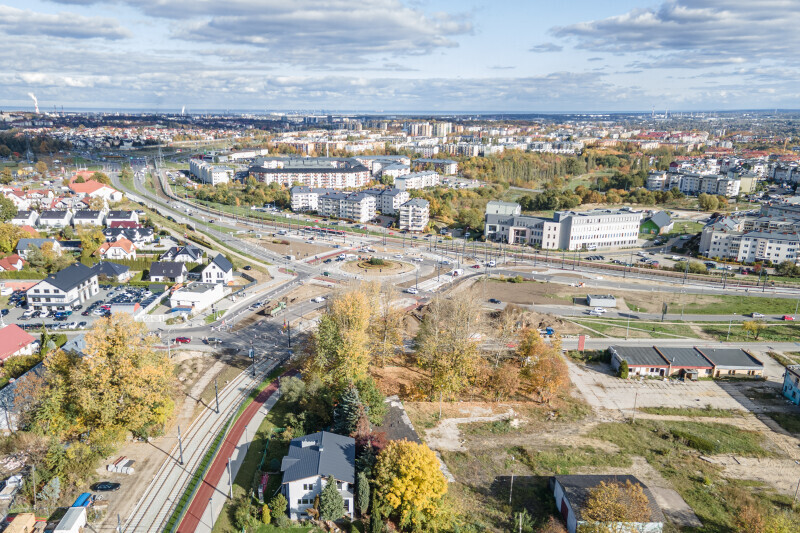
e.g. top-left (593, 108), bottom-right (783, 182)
top-left (319, 475), bottom-right (344, 521)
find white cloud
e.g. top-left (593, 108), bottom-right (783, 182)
top-left (0, 5), bottom-right (130, 40)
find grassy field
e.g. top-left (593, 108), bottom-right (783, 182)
top-left (766, 412), bottom-right (800, 436)
top-left (589, 420), bottom-right (796, 533)
top-left (572, 318), bottom-right (701, 339)
top-left (638, 406), bottom-right (744, 418)
top-left (701, 322), bottom-right (800, 342)
top-left (680, 294), bottom-right (799, 316)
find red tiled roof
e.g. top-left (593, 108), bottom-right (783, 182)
top-left (0, 324), bottom-right (36, 362)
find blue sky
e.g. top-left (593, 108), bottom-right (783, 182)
top-left (2, 0), bottom-right (799, 112)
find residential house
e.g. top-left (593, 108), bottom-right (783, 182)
top-left (782, 365), bottom-right (800, 405)
top-left (641, 211), bottom-right (674, 235)
top-left (58, 240), bottom-right (82, 255)
top-left (27, 263), bottom-right (99, 312)
top-left (551, 475), bottom-right (664, 533)
top-left (148, 261), bottom-right (187, 283)
top-left (38, 210), bottom-right (72, 228)
top-left (68, 180), bottom-right (123, 202)
top-left (3, 189), bottom-right (30, 210)
top-left (280, 431), bottom-right (355, 520)
top-left (0, 324), bottom-right (38, 363)
top-left (202, 254), bottom-right (233, 284)
top-left (103, 227), bottom-right (154, 246)
top-left (10, 211), bottom-right (38, 227)
top-left (108, 220), bottom-right (142, 229)
top-left (15, 238), bottom-right (62, 259)
top-left (72, 210), bottom-right (105, 227)
top-left (160, 245), bottom-right (203, 263)
top-left (169, 282), bottom-right (226, 312)
top-left (95, 238), bottom-right (136, 260)
top-left (0, 254), bottom-right (24, 272)
top-left (105, 210), bottom-right (139, 225)
top-left (91, 261), bottom-right (131, 282)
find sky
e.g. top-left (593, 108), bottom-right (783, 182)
top-left (2, 0), bottom-right (800, 113)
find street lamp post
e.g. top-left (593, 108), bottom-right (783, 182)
top-left (727, 313), bottom-right (737, 341)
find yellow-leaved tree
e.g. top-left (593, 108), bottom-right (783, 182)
top-left (580, 480), bottom-right (652, 533)
top-left (373, 440), bottom-right (447, 531)
top-left (517, 328), bottom-right (568, 404)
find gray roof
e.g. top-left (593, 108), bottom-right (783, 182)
top-left (107, 210), bottom-right (135, 219)
top-left (485, 201), bottom-right (521, 216)
top-left (73, 210), bottom-right (102, 220)
top-left (149, 261), bottom-right (186, 278)
top-left (402, 198), bottom-right (429, 208)
top-left (649, 211), bottom-right (672, 228)
top-left (553, 475), bottom-right (665, 524)
top-left (655, 347), bottom-right (712, 368)
top-left (610, 346), bottom-right (668, 367)
top-left (42, 263), bottom-right (94, 292)
top-left (16, 238), bottom-right (59, 252)
top-left (414, 158), bottom-right (457, 165)
top-left (281, 431), bottom-right (355, 484)
top-left (695, 348), bottom-right (763, 370)
top-left (39, 210), bottom-right (70, 219)
top-left (210, 254), bottom-right (233, 272)
top-left (91, 261), bottom-right (130, 277)
top-left (162, 245), bottom-right (202, 261)
top-left (62, 333), bottom-right (87, 357)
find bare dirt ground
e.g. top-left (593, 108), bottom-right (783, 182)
top-left (701, 455), bottom-right (800, 496)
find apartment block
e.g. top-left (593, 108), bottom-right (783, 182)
top-left (394, 171), bottom-right (440, 190)
top-left (190, 159), bottom-right (232, 185)
top-left (399, 198), bottom-right (430, 232)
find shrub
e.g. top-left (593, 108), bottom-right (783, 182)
top-left (261, 504), bottom-right (271, 524)
top-left (368, 257), bottom-right (386, 266)
top-left (670, 428), bottom-right (717, 453)
top-left (618, 360), bottom-right (629, 379)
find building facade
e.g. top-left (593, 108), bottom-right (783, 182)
top-left (250, 157), bottom-right (371, 189)
top-left (783, 365), bottom-right (800, 405)
top-left (399, 198), bottom-right (430, 232)
top-left (27, 263), bottom-right (99, 312)
top-left (394, 171), bottom-right (440, 190)
top-left (190, 159), bottom-right (233, 185)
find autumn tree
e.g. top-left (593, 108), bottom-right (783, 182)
top-left (373, 440), bottom-right (447, 531)
top-left (581, 480), bottom-right (652, 532)
top-left (368, 284), bottom-right (404, 367)
top-left (517, 329), bottom-right (568, 404)
top-left (415, 292), bottom-right (483, 400)
top-left (35, 161), bottom-right (47, 175)
top-left (0, 223), bottom-right (31, 253)
top-left (75, 225), bottom-right (105, 260)
top-left (0, 168), bottom-right (12, 184)
top-left (742, 320), bottom-right (766, 340)
top-left (490, 362), bottom-right (520, 401)
top-left (91, 171), bottom-right (111, 185)
top-left (89, 196), bottom-right (105, 211)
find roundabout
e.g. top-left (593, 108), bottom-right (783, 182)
top-left (340, 257), bottom-right (416, 278)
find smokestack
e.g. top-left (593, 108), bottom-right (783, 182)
top-left (27, 92), bottom-right (39, 114)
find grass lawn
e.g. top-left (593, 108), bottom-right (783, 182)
top-left (766, 412), bottom-right (800, 436)
top-left (572, 318), bottom-right (700, 339)
top-left (513, 445), bottom-right (632, 475)
top-left (701, 323), bottom-right (800, 342)
top-left (638, 406), bottom-right (744, 418)
top-left (589, 420), bottom-right (796, 533)
top-left (681, 294), bottom-right (798, 315)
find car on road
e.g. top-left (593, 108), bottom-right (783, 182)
top-left (488, 298), bottom-right (501, 304)
top-left (323, 258), bottom-right (333, 263)
top-left (751, 312), bottom-right (765, 318)
top-left (593, 308), bottom-right (607, 314)
top-left (175, 336), bottom-right (191, 344)
top-left (487, 260), bottom-right (496, 267)
top-left (412, 257), bottom-right (424, 262)
top-left (92, 482), bottom-right (121, 492)
top-left (405, 288), bottom-right (419, 294)
top-left (783, 315), bottom-right (795, 321)
top-left (205, 337), bottom-right (222, 344)
top-left (472, 264), bottom-right (481, 269)
top-left (588, 310), bottom-right (604, 316)
top-left (312, 296), bottom-right (326, 303)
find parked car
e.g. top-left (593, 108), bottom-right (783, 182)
top-left (783, 315), bottom-right (795, 321)
top-left (488, 298), bottom-right (501, 304)
top-left (312, 296), bottom-right (326, 303)
top-left (243, 265), bottom-right (252, 271)
top-left (92, 481), bottom-right (121, 492)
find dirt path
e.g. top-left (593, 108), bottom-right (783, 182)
top-left (424, 408), bottom-right (517, 451)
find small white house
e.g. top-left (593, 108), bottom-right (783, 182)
top-left (551, 475), bottom-right (664, 533)
top-left (10, 210), bottom-right (38, 227)
top-left (38, 210), bottom-right (73, 228)
top-left (0, 324), bottom-right (38, 363)
top-left (95, 238), bottom-right (137, 260)
top-left (281, 431), bottom-right (355, 521)
top-left (169, 282), bottom-right (226, 313)
top-left (148, 261), bottom-right (187, 283)
top-left (72, 210), bottom-right (106, 227)
top-left (53, 506), bottom-right (87, 533)
top-left (202, 254), bottom-right (233, 284)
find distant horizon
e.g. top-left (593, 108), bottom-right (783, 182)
top-left (4, 105), bottom-right (800, 118)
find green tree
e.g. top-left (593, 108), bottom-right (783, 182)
top-left (232, 494), bottom-right (255, 530)
top-left (269, 493), bottom-right (288, 518)
top-left (333, 384), bottom-right (364, 436)
top-left (0, 168), bottom-right (13, 184)
top-left (319, 475), bottom-right (345, 521)
top-left (0, 195), bottom-right (17, 222)
top-left (619, 360), bottom-right (629, 379)
top-left (742, 320), bottom-right (766, 340)
top-left (698, 193), bottom-right (719, 211)
top-left (357, 471), bottom-right (370, 516)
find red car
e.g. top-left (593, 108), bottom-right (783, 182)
top-left (175, 336), bottom-right (191, 344)
top-left (783, 315), bottom-right (795, 321)
top-left (472, 264), bottom-right (481, 269)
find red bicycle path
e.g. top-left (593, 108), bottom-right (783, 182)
top-left (177, 369), bottom-right (296, 532)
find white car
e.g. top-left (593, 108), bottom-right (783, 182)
top-left (588, 310), bottom-right (604, 316)
top-left (751, 312), bottom-right (765, 318)
top-left (413, 257), bottom-right (424, 262)
top-left (593, 307), bottom-right (607, 314)
top-left (312, 296), bottom-right (326, 303)
top-left (405, 287), bottom-right (419, 294)
top-left (487, 260), bottom-right (496, 267)
top-left (395, 254), bottom-right (403, 259)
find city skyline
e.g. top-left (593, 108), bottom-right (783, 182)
top-left (3, 0), bottom-right (800, 112)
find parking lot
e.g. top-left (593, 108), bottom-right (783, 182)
top-left (8, 285), bottom-right (164, 333)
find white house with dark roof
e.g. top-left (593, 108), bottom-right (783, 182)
top-left (15, 238), bottom-right (62, 259)
top-left (202, 254), bottom-right (233, 284)
top-left (148, 261), bottom-right (187, 283)
top-left (72, 210), bottom-right (105, 227)
top-left (91, 261), bottom-right (131, 282)
top-left (281, 431), bottom-right (355, 520)
top-left (0, 324), bottom-right (38, 363)
top-left (105, 210), bottom-right (139, 225)
top-left (38, 210), bottom-right (72, 228)
top-left (10, 211), bottom-right (38, 227)
top-left (160, 244), bottom-right (203, 263)
top-left (27, 263), bottom-right (99, 311)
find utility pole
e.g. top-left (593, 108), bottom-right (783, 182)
top-left (214, 379), bottom-right (219, 414)
top-left (177, 425), bottom-right (184, 465)
top-left (632, 390), bottom-right (638, 423)
top-left (227, 459), bottom-right (233, 498)
top-left (508, 456), bottom-right (515, 504)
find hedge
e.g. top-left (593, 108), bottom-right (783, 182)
top-left (0, 270), bottom-right (46, 279)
